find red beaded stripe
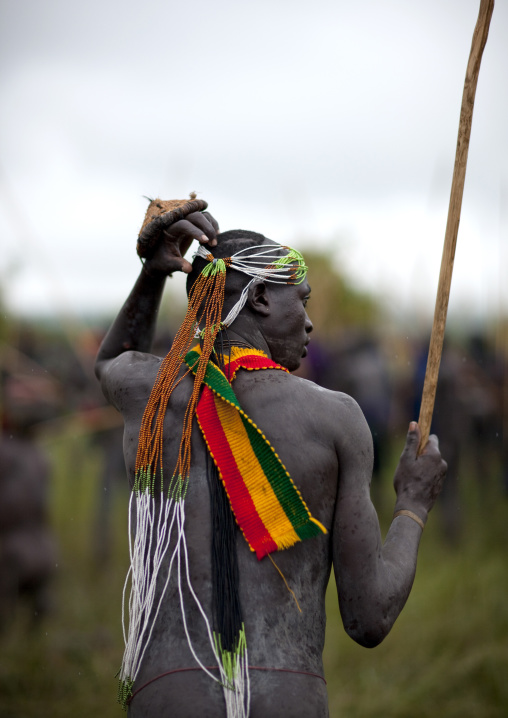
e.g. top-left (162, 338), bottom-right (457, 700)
top-left (224, 353), bottom-right (289, 382)
top-left (196, 386), bottom-right (278, 557)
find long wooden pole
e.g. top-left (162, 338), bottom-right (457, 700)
top-left (417, 0), bottom-right (494, 454)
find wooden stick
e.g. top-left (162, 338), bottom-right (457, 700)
top-left (417, 0), bottom-right (494, 454)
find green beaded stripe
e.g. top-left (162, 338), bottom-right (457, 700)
top-left (184, 350), bottom-right (324, 540)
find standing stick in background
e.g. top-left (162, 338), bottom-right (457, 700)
top-left (418, 0), bottom-right (495, 454)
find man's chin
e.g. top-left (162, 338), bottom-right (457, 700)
top-left (284, 356), bottom-right (302, 373)
top-left (272, 347), bottom-right (304, 373)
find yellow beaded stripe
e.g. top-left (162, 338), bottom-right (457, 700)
top-left (213, 393), bottom-right (301, 548)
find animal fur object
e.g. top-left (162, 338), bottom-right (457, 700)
top-left (137, 194), bottom-right (208, 258)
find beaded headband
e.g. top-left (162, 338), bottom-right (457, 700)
top-left (193, 243), bottom-right (308, 330)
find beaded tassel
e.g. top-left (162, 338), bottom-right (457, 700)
top-left (118, 242), bottom-right (309, 716)
top-left (119, 258), bottom-right (231, 709)
top-left (135, 257), bottom-right (229, 491)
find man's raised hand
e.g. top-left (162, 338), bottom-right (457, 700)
top-left (144, 211), bottom-right (219, 275)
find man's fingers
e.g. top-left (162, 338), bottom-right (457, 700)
top-left (162, 215), bottom-right (218, 245)
top-left (428, 433), bottom-right (440, 448)
top-left (164, 219), bottom-right (207, 245)
top-left (406, 424), bottom-right (440, 459)
top-left (142, 208), bottom-right (220, 272)
top-left (201, 211), bottom-right (220, 235)
top-left (178, 257), bottom-right (193, 273)
top-left (163, 254), bottom-right (193, 274)
top-left (184, 212), bottom-right (218, 247)
top-left (404, 421), bottom-right (421, 457)
top-left (144, 211), bottom-right (219, 253)
top-left (143, 251), bottom-right (193, 276)
top-left (420, 433), bottom-right (440, 455)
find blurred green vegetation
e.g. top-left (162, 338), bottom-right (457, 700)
top-left (325, 454), bottom-right (508, 718)
top-left (1, 250), bottom-right (507, 717)
top-left (303, 250), bottom-right (381, 336)
top-left (0, 433), bottom-right (129, 718)
top-left (0, 430), bottom-right (506, 718)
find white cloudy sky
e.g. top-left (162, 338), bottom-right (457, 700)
top-left (0, 0), bottom-right (506, 325)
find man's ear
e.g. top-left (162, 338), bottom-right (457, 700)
top-left (247, 280), bottom-right (270, 316)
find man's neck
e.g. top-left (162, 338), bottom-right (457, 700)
top-left (214, 322), bottom-right (271, 359)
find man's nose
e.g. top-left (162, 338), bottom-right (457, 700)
top-left (305, 315), bottom-right (313, 334)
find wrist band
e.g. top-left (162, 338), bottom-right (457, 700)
top-left (393, 509), bottom-right (425, 531)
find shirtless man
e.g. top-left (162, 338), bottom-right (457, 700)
top-left (95, 208), bottom-right (446, 718)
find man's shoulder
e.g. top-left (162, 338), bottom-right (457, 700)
top-left (101, 350), bottom-right (163, 384)
top-left (233, 369), bottom-right (373, 489)
top-left (97, 350), bottom-right (163, 411)
top-left (236, 369), bottom-right (365, 430)
top-left (261, 370), bottom-right (360, 409)
top-left (285, 375), bottom-right (374, 478)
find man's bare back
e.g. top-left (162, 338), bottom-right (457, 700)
top-left (96, 208), bottom-right (446, 717)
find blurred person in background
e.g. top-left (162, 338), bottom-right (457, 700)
top-left (0, 366), bottom-right (59, 629)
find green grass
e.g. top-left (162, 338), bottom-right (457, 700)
top-left (324, 459), bottom-right (508, 718)
top-left (0, 433), bottom-right (129, 718)
top-left (1, 433), bottom-right (507, 717)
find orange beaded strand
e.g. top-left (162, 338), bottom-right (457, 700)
top-left (134, 260), bottom-right (228, 496)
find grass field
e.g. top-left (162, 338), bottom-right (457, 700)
top-left (0, 431), bottom-right (507, 718)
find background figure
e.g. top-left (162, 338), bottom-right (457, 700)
top-left (305, 331), bottom-right (392, 507)
top-left (415, 343), bottom-right (465, 545)
top-left (0, 369), bottom-right (59, 628)
top-left (73, 329), bottom-right (128, 567)
top-left (91, 425), bottom-right (126, 566)
top-left (409, 332), bottom-right (503, 545)
top-left (460, 334), bottom-right (503, 494)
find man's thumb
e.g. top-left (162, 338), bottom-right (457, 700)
top-left (406, 421), bottom-right (421, 454)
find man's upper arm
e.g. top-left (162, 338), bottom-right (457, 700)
top-left (332, 393), bottom-right (375, 496)
top-left (96, 351), bottom-right (159, 414)
top-left (330, 393), bottom-right (394, 641)
top-left (331, 393), bottom-right (379, 574)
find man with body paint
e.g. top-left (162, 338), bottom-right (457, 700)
top-left (95, 205), bottom-right (446, 717)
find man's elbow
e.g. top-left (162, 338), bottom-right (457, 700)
top-left (94, 357), bottom-right (104, 381)
top-left (343, 616), bottom-right (393, 648)
top-left (94, 353), bottom-right (114, 382)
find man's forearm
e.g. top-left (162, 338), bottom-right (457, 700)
top-left (95, 265), bottom-right (166, 372)
top-left (338, 423), bottom-right (445, 646)
top-left (336, 495), bottom-right (423, 648)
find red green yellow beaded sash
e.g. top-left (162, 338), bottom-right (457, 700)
top-left (184, 346), bottom-right (327, 559)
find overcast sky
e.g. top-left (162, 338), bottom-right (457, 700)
top-left (0, 0), bottom-right (506, 327)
